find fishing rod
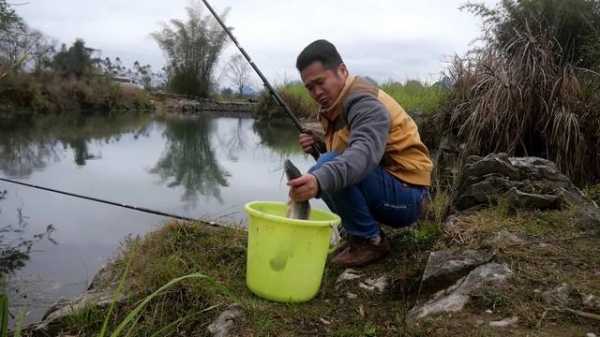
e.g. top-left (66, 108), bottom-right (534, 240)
top-left (201, 0), bottom-right (320, 161)
top-left (0, 177), bottom-right (210, 223)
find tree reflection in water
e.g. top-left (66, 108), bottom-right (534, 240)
top-left (252, 120), bottom-right (303, 156)
top-left (0, 135), bottom-right (59, 178)
top-left (0, 191), bottom-right (56, 276)
top-left (0, 112), bottom-right (151, 178)
top-left (151, 117), bottom-right (230, 205)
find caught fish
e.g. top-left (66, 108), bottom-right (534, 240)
top-left (284, 159), bottom-right (311, 219)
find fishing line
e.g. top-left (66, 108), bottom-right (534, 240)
top-left (0, 177), bottom-right (214, 224)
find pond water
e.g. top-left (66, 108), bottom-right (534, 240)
top-left (0, 112), bottom-right (324, 324)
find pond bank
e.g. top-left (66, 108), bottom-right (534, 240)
top-left (20, 154), bottom-right (600, 337)
top-left (1, 113), bottom-right (318, 326)
top-left (153, 93), bottom-right (257, 118)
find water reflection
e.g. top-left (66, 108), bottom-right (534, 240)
top-left (0, 112), bottom-right (151, 178)
top-left (217, 118), bottom-right (247, 162)
top-left (0, 112), bottom-right (319, 324)
top-left (0, 192), bottom-right (56, 276)
top-left (253, 120), bottom-right (303, 156)
top-left (0, 122), bottom-right (59, 178)
top-left (67, 138), bottom-right (97, 166)
top-left (151, 117), bottom-right (230, 204)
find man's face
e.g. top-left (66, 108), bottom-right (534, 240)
top-left (301, 61), bottom-right (348, 109)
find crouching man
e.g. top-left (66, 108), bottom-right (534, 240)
top-left (288, 39), bottom-right (433, 267)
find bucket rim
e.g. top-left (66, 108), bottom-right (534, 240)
top-left (244, 201), bottom-right (340, 228)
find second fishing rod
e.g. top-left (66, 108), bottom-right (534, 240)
top-left (200, 0), bottom-right (321, 161)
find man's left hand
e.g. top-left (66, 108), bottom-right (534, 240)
top-left (288, 174), bottom-right (319, 202)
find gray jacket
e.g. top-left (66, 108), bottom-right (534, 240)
top-left (311, 92), bottom-right (390, 193)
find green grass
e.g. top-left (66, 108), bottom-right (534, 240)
top-left (254, 81), bottom-right (317, 121)
top-left (1, 294), bottom-right (7, 337)
top-left (381, 80), bottom-right (449, 115)
top-left (254, 79), bottom-right (449, 123)
top-left (584, 183), bottom-right (600, 204)
top-left (52, 194), bottom-right (600, 337)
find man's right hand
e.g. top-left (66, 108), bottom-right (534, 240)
top-left (299, 132), bottom-right (317, 154)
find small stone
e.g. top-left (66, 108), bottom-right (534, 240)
top-left (542, 283), bottom-right (574, 307)
top-left (582, 294), bottom-right (600, 310)
top-left (346, 292), bottom-right (358, 299)
top-left (207, 304), bottom-right (244, 337)
top-left (485, 310), bottom-right (493, 314)
top-left (489, 316), bottom-right (519, 328)
top-left (586, 333), bottom-right (597, 337)
top-left (358, 276), bottom-right (388, 293)
top-left (475, 319), bottom-right (485, 326)
top-left (485, 230), bottom-right (524, 248)
top-left (319, 318), bottom-right (331, 325)
top-left (358, 305), bottom-right (366, 318)
top-left (336, 269), bottom-right (362, 284)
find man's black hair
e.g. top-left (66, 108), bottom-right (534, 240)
top-left (296, 39), bottom-right (344, 72)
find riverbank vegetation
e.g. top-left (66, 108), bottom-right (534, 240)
top-left (253, 79), bottom-right (449, 124)
top-left (39, 191), bottom-right (600, 337)
top-left (0, 0), bottom-right (153, 116)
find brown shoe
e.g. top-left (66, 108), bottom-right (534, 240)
top-left (330, 232), bottom-right (359, 256)
top-left (331, 234), bottom-right (391, 268)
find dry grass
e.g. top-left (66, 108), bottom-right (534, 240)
top-left (444, 5), bottom-right (600, 184)
top-left (0, 72), bottom-right (153, 115)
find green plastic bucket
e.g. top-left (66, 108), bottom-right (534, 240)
top-left (244, 201), bottom-right (341, 303)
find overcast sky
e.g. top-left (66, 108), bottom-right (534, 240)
top-left (15, 0), bottom-right (498, 87)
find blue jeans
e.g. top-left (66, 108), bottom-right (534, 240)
top-left (310, 152), bottom-right (428, 239)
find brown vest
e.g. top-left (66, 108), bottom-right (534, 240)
top-left (319, 76), bottom-right (433, 186)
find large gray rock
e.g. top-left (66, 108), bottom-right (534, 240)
top-left (421, 249), bottom-right (495, 292)
top-left (455, 153), bottom-right (588, 211)
top-left (505, 187), bottom-right (561, 210)
top-left (25, 288), bottom-right (132, 336)
top-left (409, 263), bottom-right (512, 320)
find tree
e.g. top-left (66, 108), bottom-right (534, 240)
top-left (133, 61), bottom-right (153, 90)
top-left (52, 39), bottom-right (98, 78)
top-left (151, 2), bottom-right (230, 98)
top-left (29, 30), bottom-right (55, 73)
top-left (225, 54), bottom-right (251, 96)
top-left (0, 1), bottom-right (30, 74)
top-left (0, 0), bottom-right (21, 33)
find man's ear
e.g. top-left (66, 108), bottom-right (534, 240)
top-left (337, 64), bottom-right (349, 78)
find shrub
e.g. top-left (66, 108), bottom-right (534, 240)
top-left (0, 71), bottom-right (153, 115)
top-left (380, 80), bottom-right (449, 115)
top-left (443, 0), bottom-right (600, 183)
top-left (254, 82), bottom-right (317, 121)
